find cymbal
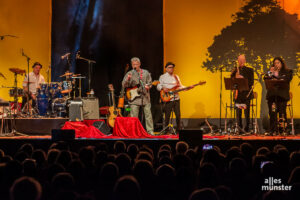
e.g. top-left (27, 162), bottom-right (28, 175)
top-left (60, 72), bottom-right (73, 77)
top-left (9, 68), bottom-right (26, 75)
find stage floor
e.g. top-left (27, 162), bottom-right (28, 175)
top-left (1, 133), bottom-right (299, 140)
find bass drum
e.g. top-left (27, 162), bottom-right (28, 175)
top-left (51, 98), bottom-right (67, 118)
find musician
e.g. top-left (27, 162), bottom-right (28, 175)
top-left (264, 57), bottom-right (293, 135)
top-left (22, 62), bottom-right (45, 106)
top-left (231, 55), bottom-right (254, 133)
top-left (122, 57), bottom-right (154, 135)
top-left (157, 62), bottom-right (189, 132)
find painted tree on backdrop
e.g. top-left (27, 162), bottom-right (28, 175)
top-left (202, 0), bottom-right (300, 129)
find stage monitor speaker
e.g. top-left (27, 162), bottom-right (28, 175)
top-left (82, 98), bottom-right (99, 119)
top-left (179, 129), bottom-right (203, 146)
top-left (51, 129), bottom-right (75, 141)
top-left (68, 100), bottom-right (83, 121)
top-left (93, 121), bottom-right (111, 135)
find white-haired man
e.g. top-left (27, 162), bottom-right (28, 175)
top-left (122, 57), bottom-right (154, 135)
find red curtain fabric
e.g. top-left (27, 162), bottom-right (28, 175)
top-left (62, 117), bottom-right (178, 139)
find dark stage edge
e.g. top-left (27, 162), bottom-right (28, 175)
top-left (14, 118), bottom-right (68, 135)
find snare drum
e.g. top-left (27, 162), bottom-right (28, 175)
top-left (9, 88), bottom-right (24, 97)
top-left (61, 81), bottom-right (72, 94)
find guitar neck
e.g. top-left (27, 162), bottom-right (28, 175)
top-left (111, 91), bottom-right (116, 108)
top-left (173, 83), bottom-right (201, 93)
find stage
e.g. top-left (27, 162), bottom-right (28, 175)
top-left (0, 117), bottom-right (299, 143)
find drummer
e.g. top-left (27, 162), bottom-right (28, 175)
top-left (22, 62), bottom-right (45, 106)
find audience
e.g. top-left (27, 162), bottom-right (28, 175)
top-left (0, 141), bottom-right (298, 200)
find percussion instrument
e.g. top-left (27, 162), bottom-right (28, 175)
top-left (51, 98), bottom-right (67, 117)
top-left (49, 82), bottom-right (62, 99)
top-left (9, 68), bottom-right (25, 75)
top-left (61, 81), bottom-right (72, 94)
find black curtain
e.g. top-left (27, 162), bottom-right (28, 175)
top-left (51, 0), bottom-right (163, 106)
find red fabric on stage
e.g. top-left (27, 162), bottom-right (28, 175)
top-left (62, 117), bottom-right (178, 139)
top-left (83, 119), bottom-right (105, 127)
top-left (62, 120), bottom-right (107, 138)
top-left (113, 117), bottom-right (152, 138)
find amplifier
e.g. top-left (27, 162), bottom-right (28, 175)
top-left (68, 100), bottom-right (83, 121)
top-left (82, 98), bottom-right (99, 119)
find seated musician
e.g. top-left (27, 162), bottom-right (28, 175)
top-left (264, 57), bottom-right (293, 135)
top-left (22, 62), bottom-right (45, 108)
top-left (157, 62), bottom-right (192, 132)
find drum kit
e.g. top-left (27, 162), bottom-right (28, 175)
top-left (1, 68), bottom-right (86, 118)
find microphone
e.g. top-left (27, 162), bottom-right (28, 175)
top-left (61, 53), bottom-right (71, 60)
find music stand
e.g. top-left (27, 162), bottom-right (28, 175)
top-left (224, 78), bottom-right (249, 135)
top-left (265, 79), bottom-right (289, 90)
top-left (265, 79), bottom-right (289, 134)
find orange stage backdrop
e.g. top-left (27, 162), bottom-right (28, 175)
top-left (0, 0), bottom-right (51, 102)
top-left (164, 0), bottom-right (300, 119)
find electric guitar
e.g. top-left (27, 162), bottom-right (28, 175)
top-left (126, 80), bottom-right (159, 101)
top-left (160, 81), bottom-right (206, 102)
top-left (108, 84), bottom-right (122, 127)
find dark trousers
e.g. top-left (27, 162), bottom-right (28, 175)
top-left (236, 100), bottom-right (250, 132)
top-left (163, 100), bottom-right (181, 130)
top-left (267, 96), bottom-right (287, 133)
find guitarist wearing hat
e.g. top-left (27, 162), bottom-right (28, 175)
top-left (157, 62), bottom-right (194, 132)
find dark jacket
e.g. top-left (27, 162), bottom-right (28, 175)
top-left (264, 69), bottom-right (293, 101)
top-left (231, 66), bottom-right (254, 103)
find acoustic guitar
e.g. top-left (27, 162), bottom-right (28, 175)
top-left (160, 81), bottom-right (206, 102)
top-left (126, 80), bottom-right (159, 101)
top-left (108, 84), bottom-right (122, 127)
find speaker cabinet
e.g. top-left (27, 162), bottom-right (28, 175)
top-left (82, 98), bottom-right (99, 119)
top-left (51, 129), bottom-right (75, 141)
top-left (179, 129), bottom-right (203, 146)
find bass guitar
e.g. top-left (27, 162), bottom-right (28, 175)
top-left (108, 84), bottom-right (122, 127)
top-left (160, 81), bottom-right (206, 102)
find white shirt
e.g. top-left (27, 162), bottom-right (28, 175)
top-left (22, 72), bottom-right (45, 95)
top-left (157, 72), bottom-right (184, 101)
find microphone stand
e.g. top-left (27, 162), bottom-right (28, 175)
top-left (219, 66), bottom-right (224, 134)
top-left (21, 49), bottom-right (31, 116)
top-left (76, 52), bottom-right (96, 92)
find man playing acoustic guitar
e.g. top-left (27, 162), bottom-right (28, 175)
top-left (157, 62), bottom-right (194, 132)
top-left (122, 57), bottom-right (154, 135)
